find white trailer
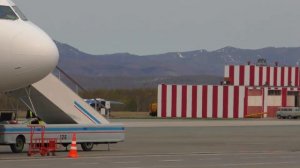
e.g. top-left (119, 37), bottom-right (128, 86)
top-left (0, 124), bottom-right (125, 153)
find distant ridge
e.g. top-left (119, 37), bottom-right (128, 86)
top-left (55, 41), bottom-right (300, 89)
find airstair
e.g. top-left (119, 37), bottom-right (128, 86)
top-left (7, 68), bottom-right (109, 125)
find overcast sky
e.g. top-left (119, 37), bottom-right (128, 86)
top-left (14, 0), bottom-right (300, 55)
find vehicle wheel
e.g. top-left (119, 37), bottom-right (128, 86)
top-left (10, 135), bottom-right (25, 153)
top-left (277, 115), bottom-right (282, 119)
top-left (61, 143), bottom-right (69, 151)
top-left (149, 112), bottom-right (157, 117)
top-left (81, 142), bottom-right (94, 151)
top-left (288, 115), bottom-right (293, 119)
top-left (62, 143), bottom-right (69, 148)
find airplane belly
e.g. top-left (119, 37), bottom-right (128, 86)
top-left (0, 65), bottom-right (50, 92)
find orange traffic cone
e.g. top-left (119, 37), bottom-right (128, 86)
top-left (68, 133), bottom-right (78, 158)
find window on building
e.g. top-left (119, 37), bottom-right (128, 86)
top-left (287, 91), bottom-right (299, 96)
top-left (268, 90), bottom-right (281, 95)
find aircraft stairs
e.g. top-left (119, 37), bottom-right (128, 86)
top-left (6, 67), bottom-right (109, 125)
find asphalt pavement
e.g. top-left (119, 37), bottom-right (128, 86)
top-left (1, 119), bottom-right (300, 168)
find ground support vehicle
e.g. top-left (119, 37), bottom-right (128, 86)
top-left (149, 103), bottom-right (157, 116)
top-left (276, 107), bottom-right (300, 119)
top-left (0, 123), bottom-right (125, 153)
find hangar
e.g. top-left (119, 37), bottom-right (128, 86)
top-left (157, 61), bottom-right (300, 118)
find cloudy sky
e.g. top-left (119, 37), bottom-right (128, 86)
top-left (14, 0), bottom-right (300, 55)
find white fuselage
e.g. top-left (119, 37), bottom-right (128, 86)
top-left (0, 2), bottom-right (59, 92)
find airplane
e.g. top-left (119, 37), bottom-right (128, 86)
top-left (0, 0), bottom-right (59, 92)
top-left (0, 1), bottom-right (125, 152)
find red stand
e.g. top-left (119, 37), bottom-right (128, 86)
top-left (27, 125), bottom-right (57, 156)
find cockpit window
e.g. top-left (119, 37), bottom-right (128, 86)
top-left (12, 6), bottom-right (28, 21)
top-left (0, 5), bottom-right (18, 20)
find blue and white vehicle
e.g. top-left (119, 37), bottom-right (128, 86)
top-left (0, 124), bottom-right (125, 153)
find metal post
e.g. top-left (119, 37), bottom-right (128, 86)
top-left (15, 103), bottom-right (19, 120)
top-left (24, 87), bottom-right (37, 116)
top-left (107, 109), bottom-right (110, 119)
top-left (94, 99), bottom-right (98, 111)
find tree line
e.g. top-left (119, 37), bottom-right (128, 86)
top-left (0, 93), bottom-right (24, 110)
top-left (0, 88), bottom-right (157, 112)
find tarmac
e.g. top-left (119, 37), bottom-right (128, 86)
top-left (1, 119), bottom-right (300, 168)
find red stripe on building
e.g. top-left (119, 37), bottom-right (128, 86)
top-left (282, 88), bottom-right (287, 107)
top-left (250, 65), bottom-right (255, 86)
top-left (223, 86), bottom-right (228, 118)
top-left (259, 66), bottom-right (263, 86)
top-left (288, 67), bottom-right (292, 86)
top-left (274, 67), bottom-right (278, 86)
top-left (266, 67), bottom-right (270, 86)
top-left (229, 65), bottom-right (235, 85)
top-left (202, 85), bottom-right (208, 118)
top-left (192, 86), bottom-right (197, 118)
top-left (212, 86), bottom-right (218, 118)
top-left (261, 88), bottom-right (265, 113)
top-left (239, 66), bottom-right (245, 85)
top-left (233, 86), bottom-right (239, 118)
top-left (161, 84), bottom-right (167, 118)
top-left (171, 85), bottom-right (177, 118)
top-left (296, 67), bottom-right (299, 86)
top-left (281, 67), bottom-right (285, 86)
top-left (181, 85), bottom-right (187, 118)
top-left (244, 87), bottom-right (248, 117)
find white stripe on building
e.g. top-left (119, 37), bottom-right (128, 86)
top-left (228, 86), bottom-right (234, 118)
top-left (166, 85), bottom-right (172, 117)
top-left (277, 67), bottom-right (281, 86)
top-left (217, 86), bottom-right (223, 118)
top-left (244, 65), bottom-right (250, 86)
top-left (207, 86), bottom-right (213, 118)
top-left (186, 85), bottom-right (192, 118)
top-left (254, 66), bottom-right (259, 86)
top-left (270, 67), bottom-right (274, 86)
top-left (157, 85), bottom-right (162, 118)
top-left (262, 66), bottom-right (267, 85)
top-left (263, 87), bottom-right (268, 117)
top-left (234, 65), bottom-right (240, 85)
top-left (197, 85), bottom-right (203, 118)
top-left (224, 65), bottom-right (229, 78)
top-left (239, 86), bottom-right (245, 118)
top-left (176, 85), bottom-right (182, 118)
top-left (291, 67), bottom-right (296, 86)
top-left (284, 67), bottom-right (288, 86)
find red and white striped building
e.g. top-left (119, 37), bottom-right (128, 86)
top-left (158, 85), bottom-right (247, 118)
top-left (224, 65), bottom-right (300, 87)
top-left (157, 64), bottom-right (300, 119)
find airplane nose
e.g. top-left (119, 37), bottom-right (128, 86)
top-left (12, 25), bottom-right (59, 78)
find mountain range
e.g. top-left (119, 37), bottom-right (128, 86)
top-left (55, 41), bottom-right (300, 89)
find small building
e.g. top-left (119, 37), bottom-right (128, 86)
top-left (157, 61), bottom-right (300, 119)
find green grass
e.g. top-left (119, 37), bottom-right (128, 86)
top-left (110, 111), bottom-right (153, 119)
